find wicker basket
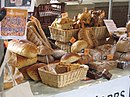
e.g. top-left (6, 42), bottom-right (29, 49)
top-left (38, 65), bottom-right (89, 88)
top-left (49, 26), bottom-right (79, 42)
top-left (91, 26), bottom-right (109, 40)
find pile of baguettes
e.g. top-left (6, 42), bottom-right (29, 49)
top-left (4, 16), bottom-right (77, 89)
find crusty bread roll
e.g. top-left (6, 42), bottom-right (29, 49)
top-left (27, 63), bottom-right (46, 81)
top-left (19, 65), bottom-right (31, 80)
top-left (60, 53), bottom-right (81, 63)
top-left (37, 45), bottom-right (54, 56)
top-left (4, 66), bottom-right (24, 90)
top-left (37, 55), bottom-right (54, 63)
top-left (8, 53), bottom-right (37, 69)
top-left (8, 40), bottom-right (38, 58)
top-left (71, 40), bottom-right (88, 53)
top-left (52, 49), bottom-right (66, 60)
top-left (30, 16), bottom-right (51, 47)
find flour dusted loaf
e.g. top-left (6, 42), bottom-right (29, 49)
top-left (8, 39), bottom-right (38, 58)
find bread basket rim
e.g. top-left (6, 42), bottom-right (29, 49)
top-left (38, 65), bottom-right (89, 76)
top-left (48, 26), bottom-right (80, 31)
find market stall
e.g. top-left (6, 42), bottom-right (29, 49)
top-left (0, 0), bottom-right (130, 97)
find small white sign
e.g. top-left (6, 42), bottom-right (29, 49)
top-left (104, 19), bottom-right (118, 35)
top-left (55, 75), bottom-right (130, 97)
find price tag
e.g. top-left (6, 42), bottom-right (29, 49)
top-left (84, 49), bottom-right (89, 55)
top-left (61, 12), bottom-right (68, 18)
top-left (69, 37), bottom-right (76, 44)
top-left (107, 54), bottom-right (114, 60)
top-left (128, 33), bottom-right (130, 37)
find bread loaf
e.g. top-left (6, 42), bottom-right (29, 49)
top-left (78, 28), bottom-right (94, 48)
top-left (116, 38), bottom-right (130, 52)
top-left (8, 53), bottom-right (37, 69)
top-left (52, 49), bottom-right (66, 60)
top-left (30, 16), bottom-right (51, 47)
top-left (8, 40), bottom-right (38, 58)
top-left (71, 40), bottom-right (88, 53)
top-left (37, 55), bottom-right (54, 63)
top-left (27, 27), bottom-right (43, 46)
top-left (37, 45), bottom-right (54, 56)
top-left (60, 53), bottom-right (81, 63)
top-left (27, 63), bottom-right (46, 81)
top-left (19, 65), bottom-right (31, 80)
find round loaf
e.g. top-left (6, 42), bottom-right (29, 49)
top-left (8, 39), bottom-right (38, 58)
top-left (52, 49), bottom-right (66, 60)
top-left (27, 63), bottom-right (46, 81)
top-left (37, 45), bottom-right (54, 56)
top-left (71, 40), bottom-right (88, 53)
top-left (60, 53), bottom-right (81, 63)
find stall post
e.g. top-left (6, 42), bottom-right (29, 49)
top-left (108, 0), bottom-right (113, 19)
top-left (0, 40), bottom-right (4, 93)
top-left (128, 0), bottom-right (130, 21)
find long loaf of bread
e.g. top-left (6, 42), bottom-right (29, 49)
top-left (27, 27), bottom-right (43, 46)
top-left (29, 26), bottom-right (54, 55)
top-left (30, 16), bottom-right (51, 47)
top-left (8, 40), bottom-right (38, 58)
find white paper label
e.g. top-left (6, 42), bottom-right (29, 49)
top-left (104, 19), bottom-right (117, 35)
top-left (55, 75), bottom-right (130, 97)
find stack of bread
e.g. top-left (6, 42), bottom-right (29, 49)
top-left (114, 37), bottom-right (130, 61)
top-left (49, 16), bottom-right (79, 52)
top-left (27, 16), bottom-right (55, 64)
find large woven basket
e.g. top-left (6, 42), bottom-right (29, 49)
top-left (91, 26), bottom-right (109, 40)
top-left (49, 26), bottom-right (79, 42)
top-left (38, 65), bottom-right (89, 88)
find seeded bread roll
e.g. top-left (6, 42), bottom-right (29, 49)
top-left (8, 40), bottom-right (38, 58)
top-left (60, 53), bottom-right (81, 63)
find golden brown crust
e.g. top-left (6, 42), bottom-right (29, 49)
top-left (30, 16), bottom-right (51, 47)
top-left (71, 40), bottom-right (88, 53)
top-left (60, 53), bottom-right (81, 63)
top-left (37, 55), bottom-right (54, 64)
top-left (8, 52), bottom-right (37, 68)
top-left (27, 63), bottom-right (46, 81)
top-left (8, 40), bottom-right (38, 58)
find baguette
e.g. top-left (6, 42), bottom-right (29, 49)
top-left (29, 26), bottom-right (54, 55)
top-left (8, 39), bottom-right (38, 58)
top-left (27, 27), bottom-right (43, 46)
top-left (30, 16), bottom-right (51, 47)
